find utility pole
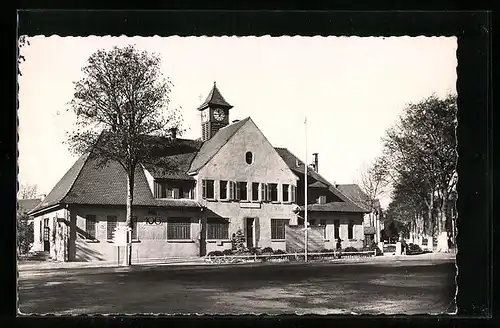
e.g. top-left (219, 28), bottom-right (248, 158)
top-left (304, 117), bottom-right (308, 263)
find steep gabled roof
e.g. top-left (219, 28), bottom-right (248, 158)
top-left (336, 184), bottom-right (374, 212)
top-left (29, 153), bottom-right (90, 214)
top-left (274, 147), bottom-right (369, 213)
top-left (197, 83), bottom-right (233, 111)
top-left (29, 139), bottom-right (205, 215)
top-left (62, 154), bottom-right (157, 206)
top-left (188, 117), bottom-right (251, 174)
top-left (18, 198), bottom-right (42, 215)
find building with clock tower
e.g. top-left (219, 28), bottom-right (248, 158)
top-left (28, 81), bottom-right (368, 263)
top-left (198, 82), bottom-right (233, 141)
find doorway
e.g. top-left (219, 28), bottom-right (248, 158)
top-left (43, 218), bottom-right (50, 252)
top-left (246, 218), bottom-right (254, 248)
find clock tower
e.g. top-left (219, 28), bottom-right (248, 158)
top-left (197, 82), bottom-right (233, 141)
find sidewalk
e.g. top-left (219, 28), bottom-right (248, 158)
top-left (17, 251), bottom-right (455, 273)
top-left (17, 257), bottom-right (206, 272)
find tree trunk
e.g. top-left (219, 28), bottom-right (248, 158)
top-left (126, 171), bottom-right (134, 266)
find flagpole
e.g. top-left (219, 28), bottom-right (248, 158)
top-left (304, 117), bottom-right (308, 263)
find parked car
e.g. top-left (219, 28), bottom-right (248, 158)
top-left (406, 243), bottom-right (425, 255)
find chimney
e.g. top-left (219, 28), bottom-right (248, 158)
top-left (170, 127), bottom-right (178, 139)
top-left (312, 153), bottom-right (319, 173)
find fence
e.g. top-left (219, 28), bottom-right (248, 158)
top-left (204, 250), bottom-right (377, 264)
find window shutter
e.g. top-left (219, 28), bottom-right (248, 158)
top-left (202, 180), bottom-right (207, 199)
top-left (235, 182), bottom-right (240, 200)
top-left (260, 183), bottom-right (266, 201)
top-left (266, 184), bottom-right (271, 202)
top-left (291, 185), bottom-right (296, 202)
top-left (228, 181), bottom-right (234, 200)
top-left (173, 188), bottom-right (180, 199)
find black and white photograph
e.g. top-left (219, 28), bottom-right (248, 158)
top-left (16, 34), bottom-right (459, 315)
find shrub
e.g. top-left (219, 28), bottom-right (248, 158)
top-left (261, 247), bottom-right (273, 254)
top-left (248, 247), bottom-right (261, 255)
top-left (222, 249), bottom-right (233, 256)
top-left (273, 249), bottom-right (286, 254)
top-left (207, 250), bottom-right (223, 257)
top-left (320, 248), bottom-right (335, 253)
top-left (17, 214), bottom-right (34, 256)
top-left (363, 242), bottom-right (383, 256)
top-left (231, 229), bottom-right (246, 253)
top-left (343, 247), bottom-right (359, 253)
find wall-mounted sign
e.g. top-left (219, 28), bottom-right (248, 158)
top-left (240, 202), bottom-right (261, 209)
top-left (145, 216), bottom-right (163, 225)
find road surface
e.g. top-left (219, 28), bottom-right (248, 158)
top-left (18, 257), bottom-right (456, 315)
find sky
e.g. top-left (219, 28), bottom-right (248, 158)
top-left (17, 36), bottom-right (457, 208)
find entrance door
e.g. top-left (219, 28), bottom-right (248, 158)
top-left (43, 218), bottom-right (50, 252)
top-left (246, 218), bottom-right (254, 248)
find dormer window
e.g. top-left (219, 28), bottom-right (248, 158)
top-left (154, 180), bottom-right (194, 199)
top-left (318, 196), bottom-right (327, 205)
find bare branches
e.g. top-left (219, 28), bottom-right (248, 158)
top-left (18, 183), bottom-right (38, 199)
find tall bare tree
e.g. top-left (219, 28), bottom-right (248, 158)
top-left (67, 45), bottom-right (183, 265)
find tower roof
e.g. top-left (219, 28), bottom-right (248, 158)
top-left (197, 82), bottom-right (233, 111)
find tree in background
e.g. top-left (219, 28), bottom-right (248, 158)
top-left (67, 45), bottom-right (184, 265)
top-left (17, 211), bottom-right (34, 256)
top-left (18, 183), bottom-right (38, 199)
top-left (381, 94), bottom-right (457, 248)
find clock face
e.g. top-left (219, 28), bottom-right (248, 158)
top-left (213, 108), bottom-right (226, 121)
top-left (201, 110), bottom-right (209, 122)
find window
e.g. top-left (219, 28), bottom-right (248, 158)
top-left (320, 219), bottom-right (327, 239)
top-left (154, 181), bottom-right (171, 198)
top-left (167, 218), bottom-right (191, 240)
top-left (237, 182), bottom-right (248, 201)
top-left (334, 220), bottom-right (340, 239)
top-left (282, 184), bottom-right (290, 202)
top-left (107, 216), bottom-right (117, 240)
top-left (131, 216), bottom-right (138, 240)
top-left (261, 183), bottom-right (269, 202)
top-left (269, 183), bottom-right (278, 202)
top-left (271, 219), bottom-right (288, 240)
top-left (220, 180), bottom-right (228, 200)
top-left (318, 196), bottom-right (327, 204)
top-left (291, 185), bottom-right (296, 203)
top-left (252, 182), bottom-right (260, 201)
top-left (202, 179), bottom-right (215, 199)
top-left (207, 218), bottom-right (229, 240)
top-left (309, 219), bottom-right (316, 226)
top-left (245, 151), bottom-right (254, 164)
top-left (85, 215), bottom-right (97, 239)
top-left (348, 220), bottom-right (354, 240)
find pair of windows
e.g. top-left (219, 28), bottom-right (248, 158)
top-left (332, 219), bottom-right (355, 240)
top-left (219, 181), bottom-right (248, 201)
top-left (85, 215), bottom-right (137, 241)
top-left (154, 181), bottom-right (193, 199)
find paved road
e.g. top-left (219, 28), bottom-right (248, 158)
top-left (18, 258), bottom-right (456, 315)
